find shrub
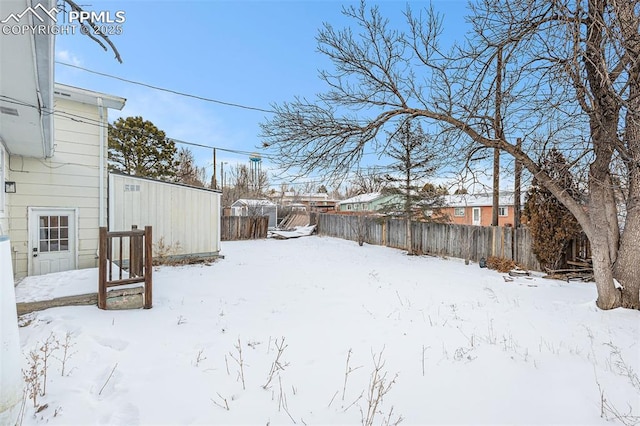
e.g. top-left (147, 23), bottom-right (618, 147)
top-left (486, 256), bottom-right (518, 273)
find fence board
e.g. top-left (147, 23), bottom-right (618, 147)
top-left (221, 216), bottom-right (269, 241)
top-left (317, 214), bottom-right (542, 271)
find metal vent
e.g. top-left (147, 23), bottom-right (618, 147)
top-left (0, 106), bottom-right (19, 116)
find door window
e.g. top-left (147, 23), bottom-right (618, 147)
top-left (39, 215), bottom-right (70, 252)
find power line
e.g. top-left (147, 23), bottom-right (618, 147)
top-left (55, 61), bottom-right (276, 114)
top-left (168, 138), bottom-right (276, 161)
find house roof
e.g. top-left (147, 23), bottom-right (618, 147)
top-left (109, 171), bottom-right (221, 193)
top-left (232, 199), bottom-right (277, 207)
top-left (0, 0), bottom-right (56, 158)
top-left (338, 192), bottom-right (387, 205)
top-left (54, 83), bottom-right (126, 110)
top-left (444, 192), bottom-right (523, 207)
top-left (282, 191), bottom-right (330, 199)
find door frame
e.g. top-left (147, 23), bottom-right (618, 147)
top-left (472, 207), bottom-right (482, 226)
top-left (27, 207), bottom-right (79, 276)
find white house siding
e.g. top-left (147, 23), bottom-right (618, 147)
top-left (7, 97), bottom-right (106, 277)
top-left (109, 173), bottom-right (221, 260)
top-left (0, 145), bottom-right (7, 235)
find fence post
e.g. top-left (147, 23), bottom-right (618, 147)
top-left (98, 227), bottom-right (107, 310)
top-left (144, 226), bottom-right (153, 309)
top-left (129, 225), bottom-right (138, 277)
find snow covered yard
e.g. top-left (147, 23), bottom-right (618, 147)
top-left (15, 236), bottom-right (639, 425)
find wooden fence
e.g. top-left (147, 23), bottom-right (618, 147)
top-left (317, 214), bottom-right (541, 271)
top-left (221, 216), bottom-right (269, 241)
top-left (98, 226), bottom-right (153, 309)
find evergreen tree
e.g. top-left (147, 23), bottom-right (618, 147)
top-left (379, 120), bottom-right (445, 254)
top-left (523, 149), bottom-right (582, 270)
top-left (108, 116), bottom-right (178, 180)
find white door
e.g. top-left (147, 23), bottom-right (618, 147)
top-left (29, 208), bottom-right (77, 275)
top-left (472, 207), bottom-right (481, 226)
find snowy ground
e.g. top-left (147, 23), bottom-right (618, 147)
top-left (15, 236), bottom-right (640, 425)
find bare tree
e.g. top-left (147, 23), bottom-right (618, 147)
top-left (345, 168), bottom-right (389, 197)
top-left (261, 0), bottom-right (640, 310)
top-left (222, 164), bottom-right (270, 206)
top-left (175, 147), bottom-right (206, 187)
top-left (63, 0), bottom-right (123, 63)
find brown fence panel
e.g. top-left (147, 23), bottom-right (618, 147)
top-left (221, 216), bottom-right (269, 241)
top-left (316, 214), bottom-right (543, 271)
top-left (514, 227), bottom-right (541, 271)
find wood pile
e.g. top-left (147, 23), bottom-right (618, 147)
top-left (278, 213), bottom-right (310, 230)
top-left (543, 258), bottom-right (594, 282)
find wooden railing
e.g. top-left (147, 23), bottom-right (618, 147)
top-left (98, 225), bottom-right (152, 309)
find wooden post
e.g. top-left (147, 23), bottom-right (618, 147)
top-left (513, 137), bottom-right (522, 262)
top-left (143, 226), bottom-right (153, 309)
top-left (118, 235), bottom-right (123, 280)
top-left (107, 231), bottom-right (112, 282)
top-left (129, 225), bottom-right (138, 277)
top-left (98, 227), bottom-right (107, 309)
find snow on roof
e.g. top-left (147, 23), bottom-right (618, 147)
top-left (232, 198), bottom-right (277, 207)
top-left (338, 192), bottom-right (386, 205)
top-left (282, 191), bottom-right (329, 199)
top-left (444, 192), bottom-right (521, 207)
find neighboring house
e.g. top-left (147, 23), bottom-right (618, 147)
top-left (442, 193), bottom-right (522, 227)
top-left (336, 192), bottom-right (401, 213)
top-left (231, 199), bottom-right (278, 227)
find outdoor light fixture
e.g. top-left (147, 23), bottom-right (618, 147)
top-left (4, 181), bottom-right (16, 193)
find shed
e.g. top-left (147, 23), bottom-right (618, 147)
top-left (109, 173), bottom-right (221, 261)
top-left (230, 199), bottom-right (278, 228)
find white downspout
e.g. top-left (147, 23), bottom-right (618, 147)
top-left (98, 98), bottom-right (105, 227)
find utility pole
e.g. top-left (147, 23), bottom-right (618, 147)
top-left (514, 137), bottom-right (522, 228)
top-left (221, 161), bottom-right (226, 192)
top-left (212, 148), bottom-right (217, 189)
top-left (492, 46), bottom-right (503, 227)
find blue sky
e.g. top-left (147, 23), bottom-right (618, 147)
top-left (54, 0), bottom-right (471, 191)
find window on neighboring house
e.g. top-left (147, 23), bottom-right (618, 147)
top-left (362, 203), bottom-right (368, 211)
top-left (498, 206), bottom-right (508, 216)
top-left (454, 207), bottom-right (465, 217)
top-left (347, 204), bottom-right (352, 210)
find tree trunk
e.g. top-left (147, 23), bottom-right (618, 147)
top-left (590, 213), bottom-right (622, 309)
top-left (589, 152), bottom-right (622, 309)
top-left (405, 165), bottom-right (413, 255)
top-left (614, 209), bottom-right (640, 309)
top-left (613, 66), bottom-right (640, 308)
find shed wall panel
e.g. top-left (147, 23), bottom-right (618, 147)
top-left (109, 174), bottom-right (221, 260)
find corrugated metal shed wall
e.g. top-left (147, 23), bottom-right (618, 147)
top-left (109, 173), bottom-right (221, 258)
